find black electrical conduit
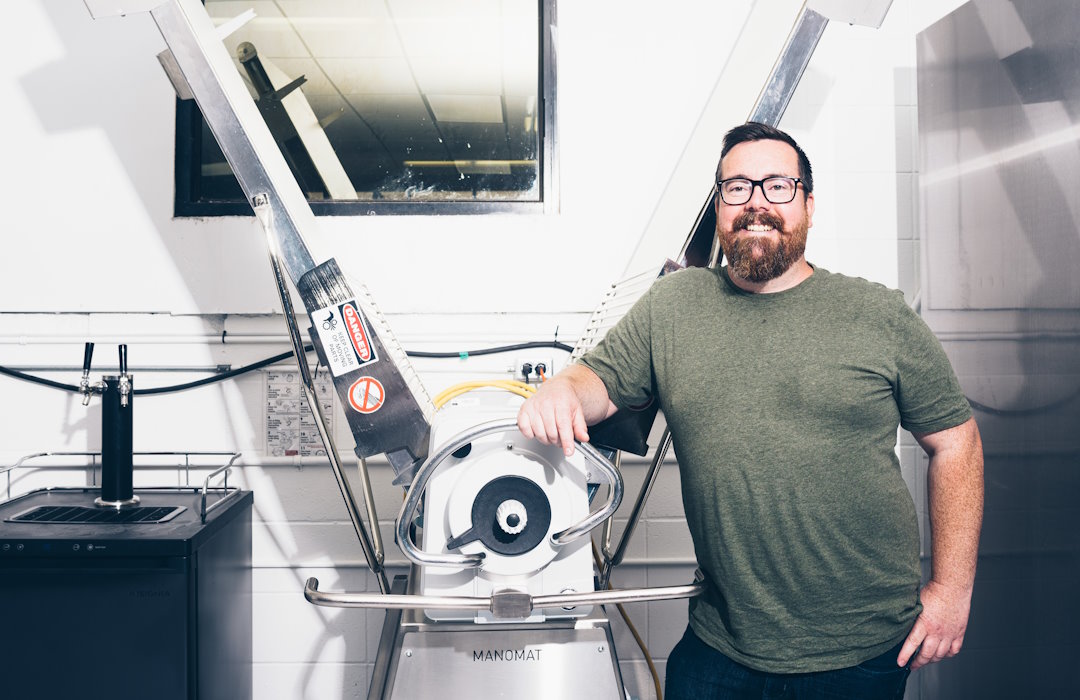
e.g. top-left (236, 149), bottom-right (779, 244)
top-left (5, 339), bottom-right (1071, 417)
top-left (0, 340), bottom-right (574, 397)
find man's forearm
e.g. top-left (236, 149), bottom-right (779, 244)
top-left (925, 418), bottom-right (984, 591)
top-left (551, 363), bottom-right (619, 425)
top-left (899, 418), bottom-right (984, 669)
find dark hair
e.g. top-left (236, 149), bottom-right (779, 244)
top-left (717, 122), bottom-right (813, 195)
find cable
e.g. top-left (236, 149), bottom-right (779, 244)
top-left (0, 339), bottom-right (572, 398)
top-left (591, 541), bottom-right (663, 700)
top-left (0, 347), bottom-right (305, 395)
top-left (138, 347), bottom-right (304, 395)
top-left (406, 340), bottom-right (573, 359)
top-left (0, 365), bottom-right (81, 392)
top-left (12, 334), bottom-right (1078, 418)
top-left (433, 380), bottom-right (536, 409)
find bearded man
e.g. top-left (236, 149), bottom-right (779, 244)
top-left (518, 122), bottom-right (984, 699)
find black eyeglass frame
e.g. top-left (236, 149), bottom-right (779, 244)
top-left (715, 176), bottom-right (803, 205)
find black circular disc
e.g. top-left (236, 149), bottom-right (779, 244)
top-left (469, 475), bottom-right (551, 556)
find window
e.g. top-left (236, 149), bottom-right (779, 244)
top-left (176, 0), bottom-right (556, 215)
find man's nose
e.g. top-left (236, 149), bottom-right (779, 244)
top-left (746, 181), bottom-right (771, 207)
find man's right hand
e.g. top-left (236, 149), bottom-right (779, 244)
top-left (516, 364), bottom-right (618, 456)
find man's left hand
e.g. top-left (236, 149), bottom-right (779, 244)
top-left (897, 580), bottom-right (973, 671)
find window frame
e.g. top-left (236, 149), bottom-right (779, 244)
top-left (173, 0), bottom-right (558, 217)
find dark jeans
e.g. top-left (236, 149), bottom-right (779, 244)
top-left (664, 627), bottom-right (911, 700)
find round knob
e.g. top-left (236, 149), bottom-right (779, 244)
top-left (496, 499), bottom-right (527, 535)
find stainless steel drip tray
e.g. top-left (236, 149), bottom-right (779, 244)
top-left (6, 505), bottom-right (186, 525)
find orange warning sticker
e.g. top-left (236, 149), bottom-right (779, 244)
top-left (347, 376), bottom-right (385, 414)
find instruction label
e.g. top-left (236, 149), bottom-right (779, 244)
top-left (312, 300), bottom-right (379, 377)
top-left (266, 370), bottom-right (334, 456)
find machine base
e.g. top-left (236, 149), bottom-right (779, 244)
top-left (369, 576), bottom-right (627, 699)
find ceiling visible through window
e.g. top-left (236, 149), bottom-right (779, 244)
top-left (176, 0), bottom-right (554, 215)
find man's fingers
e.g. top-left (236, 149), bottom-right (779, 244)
top-left (900, 618), bottom-right (965, 671)
top-left (521, 403), bottom-right (557, 446)
top-left (909, 643), bottom-right (933, 671)
top-left (554, 405), bottom-right (577, 456)
top-left (537, 401), bottom-right (560, 447)
top-left (897, 625), bottom-right (924, 667)
top-left (572, 409), bottom-right (590, 445)
top-left (517, 408), bottom-right (536, 440)
top-left (910, 634), bottom-right (949, 671)
top-left (517, 381), bottom-right (592, 455)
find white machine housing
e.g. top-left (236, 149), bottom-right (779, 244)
top-left (419, 391), bottom-right (595, 623)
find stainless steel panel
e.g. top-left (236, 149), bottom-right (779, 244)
top-left (916, 2), bottom-right (1080, 698)
top-left (386, 623), bottom-right (624, 699)
top-left (919, 0), bottom-right (1080, 311)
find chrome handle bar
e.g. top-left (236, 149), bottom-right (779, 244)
top-left (304, 571), bottom-right (705, 616)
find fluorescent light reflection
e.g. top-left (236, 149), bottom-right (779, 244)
top-left (923, 123), bottom-right (1080, 186)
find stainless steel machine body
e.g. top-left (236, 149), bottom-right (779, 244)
top-left (366, 577), bottom-right (626, 700)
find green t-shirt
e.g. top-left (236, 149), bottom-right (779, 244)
top-left (580, 265), bottom-right (971, 673)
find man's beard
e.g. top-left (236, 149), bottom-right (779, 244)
top-left (719, 210), bottom-right (808, 283)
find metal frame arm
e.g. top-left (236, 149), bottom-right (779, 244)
top-left (599, 429), bottom-right (675, 588)
top-left (261, 210), bottom-right (388, 593)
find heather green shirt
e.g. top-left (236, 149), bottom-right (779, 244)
top-left (580, 265), bottom-right (971, 673)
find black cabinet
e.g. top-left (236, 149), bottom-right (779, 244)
top-left (0, 488), bottom-right (253, 700)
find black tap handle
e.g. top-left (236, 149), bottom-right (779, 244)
top-left (82, 342), bottom-right (95, 375)
top-left (118, 344), bottom-right (128, 375)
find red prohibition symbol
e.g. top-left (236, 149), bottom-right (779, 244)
top-left (348, 376), bottom-right (385, 414)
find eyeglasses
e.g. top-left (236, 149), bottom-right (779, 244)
top-left (716, 176), bottom-right (802, 205)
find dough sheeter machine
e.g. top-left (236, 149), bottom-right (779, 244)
top-left (80, 0), bottom-right (892, 695)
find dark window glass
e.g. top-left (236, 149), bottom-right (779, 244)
top-left (176, 0), bottom-right (556, 216)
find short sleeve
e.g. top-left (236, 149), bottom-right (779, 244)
top-left (892, 303), bottom-right (972, 434)
top-left (578, 286), bottom-right (657, 411)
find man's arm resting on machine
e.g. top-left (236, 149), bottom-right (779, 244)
top-left (517, 363), bottom-right (619, 456)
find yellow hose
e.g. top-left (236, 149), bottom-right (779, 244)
top-left (433, 379), bottom-right (537, 409)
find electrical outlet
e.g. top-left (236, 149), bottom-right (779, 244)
top-left (514, 357), bottom-right (554, 382)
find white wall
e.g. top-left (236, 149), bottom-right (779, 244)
top-left (0, 1), bottom-right (967, 698)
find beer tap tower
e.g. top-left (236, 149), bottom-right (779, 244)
top-left (80, 342), bottom-right (138, 509)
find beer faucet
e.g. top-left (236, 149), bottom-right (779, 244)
top-left (79, 342), bottom-right (99, 406)
top-left (117, 344), bottom-right (131, 408)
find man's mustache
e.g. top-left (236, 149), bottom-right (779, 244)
top-left (732, 211), bottom-right (785, 232)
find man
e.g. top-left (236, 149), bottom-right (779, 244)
top-left (517, 123), bottom-right (983, 699)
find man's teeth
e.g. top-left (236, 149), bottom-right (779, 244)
top-left (744, 224), bottom-right (775, 232)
